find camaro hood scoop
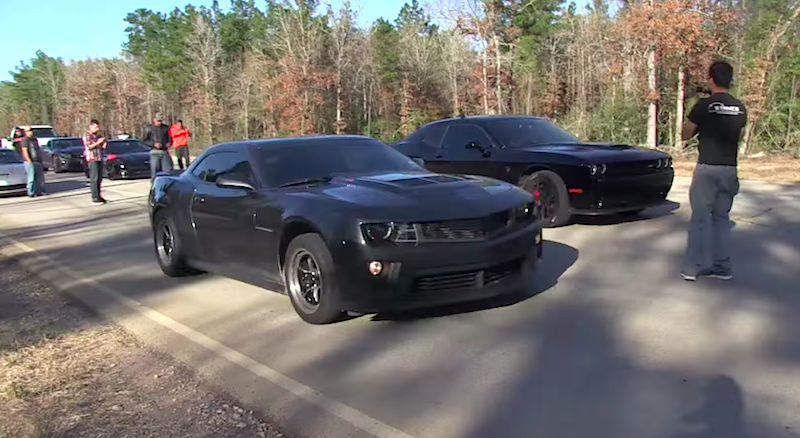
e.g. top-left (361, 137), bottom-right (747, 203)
top-left (289, 171), bottom-right (529, 221)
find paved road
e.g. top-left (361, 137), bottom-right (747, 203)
top-left (1, 172), bottom-right (799, 438)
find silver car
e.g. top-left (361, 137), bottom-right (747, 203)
top-left (0, 149), bottom-right (28, 195)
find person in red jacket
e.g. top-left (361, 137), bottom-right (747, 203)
top-left (169, 120), bottom-right (191, 169)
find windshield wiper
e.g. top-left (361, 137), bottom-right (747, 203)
top-left (278, 176), bottom-right (333, 188)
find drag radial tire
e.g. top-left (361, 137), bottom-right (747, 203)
top-left (283, 233), bottom-right (345, 324)
top-left (519, 170), bottom-right (571, 228)
top-left (153, 212), bottom-right (193, 277)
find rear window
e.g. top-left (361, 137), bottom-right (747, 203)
top-left (0, 149), bottom-right (23, 164)
top-left (106, 141), bottom-right (149, 155)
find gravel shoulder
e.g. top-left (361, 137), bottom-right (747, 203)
top-left (0, 257), bottom-right (285, 438)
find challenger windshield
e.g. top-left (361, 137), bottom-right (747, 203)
top-left (491, 119), bottom-right (580, 148)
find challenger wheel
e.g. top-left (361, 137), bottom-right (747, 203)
top-left (153, 212), bottom-right (193, 277)
top-left (519, 170), bottom-right (571, 228)
top-left (283, 234), bottom-right (344, 324)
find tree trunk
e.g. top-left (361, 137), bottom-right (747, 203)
top-left (335, 74), bottom-right (343, 134)
top-left (452, 70), bottom-right (459, 117)
top-left (673, 64), bottom-right (686, 151)
top-left (494, 33), bottom-right (502, 115)
top-left (482, 46), bottom-right (490, 114)
top-left (646, 46), bottom-right (657, 148)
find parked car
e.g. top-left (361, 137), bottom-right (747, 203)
top-left (149, 135), bottom-right (544, 324)
top-left (45, 137), bottom-right (85, 173)
top-left (83, 139), bottom-right (152, 180)
top-left (393, 115), bottom-right (675, 227)
top-left (0, 149), bottom-right (28, 196)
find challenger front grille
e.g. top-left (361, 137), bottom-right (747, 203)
top-left (419, 210), bottom-right (510, 241)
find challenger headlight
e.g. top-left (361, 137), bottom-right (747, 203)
top-left (361, 222), bottom-right (418, 244)
top-left (589, 164), bottom-right (598, 176)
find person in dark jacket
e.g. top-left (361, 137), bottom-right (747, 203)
top-left (142, 114), bottom-right (173, 178)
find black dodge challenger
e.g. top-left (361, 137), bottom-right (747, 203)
top-left (393, 116), bottom-right (675, 227)
top-left (149, 135), bottom-right (544, 324)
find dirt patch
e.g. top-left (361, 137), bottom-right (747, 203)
top-left (0, 257), bottom-right (285, 438)
top-left (672, 155), bottom-right (800, 183)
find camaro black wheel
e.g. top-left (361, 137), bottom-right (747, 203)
top-left (154, 212), bottom-right (193, 277)
top-left (519, 170), bottom-right (570, 228)
top-left (283, 233), bottom-right (344, 324)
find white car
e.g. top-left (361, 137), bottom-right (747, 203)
top-left (0, 149), bottom-right (28, 195)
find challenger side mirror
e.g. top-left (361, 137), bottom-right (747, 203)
top-left (216, 175), bottom-right (255, 191)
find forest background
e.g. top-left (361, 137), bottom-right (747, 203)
top-left (1, 0), bottom-right (799, 158)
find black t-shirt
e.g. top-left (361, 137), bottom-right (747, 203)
top-left (21, 136), bottom-right (43, 163)
top-left (688, 93), bottom-right (747, 166)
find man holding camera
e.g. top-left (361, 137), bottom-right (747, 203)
top-left (143, 114), bottom-right (173, 178)
top-left (680, 60), bottom-right (747, 281)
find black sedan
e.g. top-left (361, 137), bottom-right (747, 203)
top-left (45, 137), bottom-right (85, 172)
top-left (149, 135), bottom-right (544, 324)
top-left (84, 139), bottom-right (152, 180)
top-left (393, 116), bottom-right (675, 227)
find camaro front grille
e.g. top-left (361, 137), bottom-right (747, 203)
top-left (414, 259), bottom-right (522, 293)
top-left (419, 210), bottom-right (510, 241)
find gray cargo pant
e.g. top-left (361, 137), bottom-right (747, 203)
top-left (683, 163), bottom-right (739, 276)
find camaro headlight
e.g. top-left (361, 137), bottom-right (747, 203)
top-left (509, 202), bottom-right (537, 224)
top-left (361, 222), bottom-right (418, 244)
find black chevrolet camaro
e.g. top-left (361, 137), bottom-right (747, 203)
top-left (83, 139), bottom-right (152, 180)
top-left (393, 116), bottom-right (675, 227)
top-left (149, 135), bottom-right (544, 324)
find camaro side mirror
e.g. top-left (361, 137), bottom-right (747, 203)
top-left (216, 175), bottom-right (255, 191)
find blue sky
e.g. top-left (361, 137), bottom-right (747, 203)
top-left (0, 0), bottom-right (407, 81)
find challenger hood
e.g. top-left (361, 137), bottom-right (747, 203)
top-left (288, 171), bottom-right (531, 221)
top-left (518, 142), bottom-right (669, 162)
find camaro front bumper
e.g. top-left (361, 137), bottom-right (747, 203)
top-left (330, 223), bottom-right (543, 312)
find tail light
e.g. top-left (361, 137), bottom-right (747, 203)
top-left (106, 154), bottom-right (117, 161)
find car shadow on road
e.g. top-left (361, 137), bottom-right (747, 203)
top-left (370, 240), bottom-right (578, 322)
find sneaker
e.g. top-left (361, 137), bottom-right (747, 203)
top-left (708, 272), bottom-right (733, 281)
top-left (681, 272), bottom-right (697, 281)
top-left (92, 199), bottom-right (106, 206)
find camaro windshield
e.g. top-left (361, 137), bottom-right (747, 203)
top-left (491, 119), bottom-right (580, 148)
top-left (253, 139), bottom-right (424, 187)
